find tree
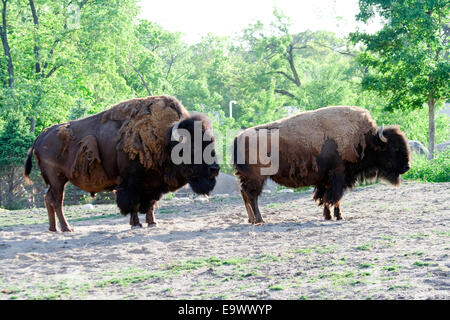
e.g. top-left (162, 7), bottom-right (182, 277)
top-left (351, 0), bottom-right (449, 159)
top-left (0, 113), bottom-right (35, 209)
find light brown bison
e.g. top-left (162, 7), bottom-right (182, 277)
top-left (24, 95), bottom-right (219, 232)
top-left (233, 106), bottom-right (410, 224)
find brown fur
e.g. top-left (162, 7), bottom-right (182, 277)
top-left (240, 106), bottom-right (377, 169)
top-left (70, 135), bottom-right (110, 192)
top-left (102, 95), bottom-right (189, 169)
top-left (23, 95), bottom-right (203, 232)
top-left (56, 124), bottom-right (74, 156)
top-left (234, 106), bottom-right (410, 224)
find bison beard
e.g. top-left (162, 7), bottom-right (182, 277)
top-left (234, 106), bottom-right (411, 224)
top-left (24, 95), bottom-right (219, 232)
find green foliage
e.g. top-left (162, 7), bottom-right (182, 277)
top-left (0, 2), bottom-right (448, 210)
top-left (0, 113), bottom-right (35, 167)
top-left (372, 104), bottom-right (450, 145)
top-left (351, 0), bottom-right (449, 111)
top-left (404, 150), bottom-right (450, 182)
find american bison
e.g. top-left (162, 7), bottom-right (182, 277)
top-left (24, 95), bottom-right (220, 231)
top-left (233, 106), bottom-right (410, 224)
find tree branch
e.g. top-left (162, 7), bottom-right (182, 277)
top-left (286, 44), bottom-right (301, 87)
top-left (131, 63), bottom-right (152, 96)
top-left (275, 89), bottom-right (296, 99)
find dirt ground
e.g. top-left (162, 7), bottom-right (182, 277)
top-left (0, 181), bottom-right (449, 300)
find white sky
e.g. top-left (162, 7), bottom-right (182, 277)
top-left (138, 0), bottom-right (382, 43)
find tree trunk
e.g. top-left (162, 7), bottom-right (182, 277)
top-left (29, 0), bottom-right (42, 75)
top-left (29, 116), bottom-right (36, 133)
top-left (0, 0), bottom-right (14, 88)
top-left (427, 99), bottom-right (435, 160)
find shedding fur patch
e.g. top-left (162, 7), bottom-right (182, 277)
top-left (57, 123), bottom-right (74, 156)
top-left (101, 95), bottom-right (189, 169)
top-left (70, 135), bottom-right (109, 188)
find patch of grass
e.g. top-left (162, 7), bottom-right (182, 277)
top-left (434, 230), bottom-right (450, 237)
top-left (167, 256), bottom-right (249, 273)
top-left (355, 243), bottom-right (371, 251)
top-left (359, 262), bottom-right (375, 269)
top-left (293, 247), bottom-right (313, 255)
top-left (255, 253), bottom-right (281, 262)
top-left (413, 261), bottom-right (430, 267)
top-left (268, 284), bottom-right (284, 291)
top-left (382, 265), bottom-right (404, 272)
top-left (315, 244), bottom-right (336, 254)
top-left (267, 202), bottom-right (283, 209)
top-left (408, 233), bottom-right (430, 240)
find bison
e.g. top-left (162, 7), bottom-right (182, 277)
top-left (24, 95), bottom-right (220, 232)
top-left (233, 106), bottom-right (410, 224)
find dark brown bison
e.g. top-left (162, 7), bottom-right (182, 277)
top-left (24, 95), bottom-right (220, 232)
top-left (233, 106), bottom-right (410, 224)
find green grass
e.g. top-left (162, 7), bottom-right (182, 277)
top-left (413, 261), bottom-right (430, 267)
top-left (355, 243), bottom-right (371, 251)
top-left (268, 284), bottom-right (284, 291)
top-left (359, 262), bottom-right (375, 269)
top-left (403, 150), bottom-right (450, 182)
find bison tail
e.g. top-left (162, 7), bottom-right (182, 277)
top-left (233, 136), bottom-right (249, 174)
top-left (24, 147), bottom-right (34, 185)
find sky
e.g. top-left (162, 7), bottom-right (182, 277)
top-left (138, 0), bottom-right (383, 43)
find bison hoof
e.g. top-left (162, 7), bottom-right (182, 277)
top-left (323, 215), bottom-right (332, 220)
top-left (147, 222), bottom-right (158, 227)
top-left (131, 223), bottom-right (143, 229)
top-left (335, 216), bottom-right (344, 221)
top-left (61, 227), bottom-right (74, 232)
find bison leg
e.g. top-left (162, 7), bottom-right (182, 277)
top-left (238, 173), bottom-right (265, 224)
top-left (322, 170), bottom-right (345, 221)
top-left (323, 203), bottom-right (332, 220)
top-left (250, 197), bottom-right (265, 224)
top-left (241, 191), bottom-right (257, 224)
top-left (44, 189), bottom-right (57, 232)
top-left (334, 202), bottom-right (343, 220)
top-left (145, 200), bottom-right (158, 227)
top-left (46, 179), bottom-right (73, 232)
top-left (129, 211), bottom-right (142, 228)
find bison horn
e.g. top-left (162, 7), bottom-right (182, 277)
top-left (171, 122), bottom-right (183, 142)
top-left (378, 124), bottom-right (388, 143)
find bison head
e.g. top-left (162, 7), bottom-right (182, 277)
top-left (373, 125), bottom-right (411, 186)
top-left (166, 114), bottom-right (220, 195)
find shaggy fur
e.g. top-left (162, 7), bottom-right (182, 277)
top-left (234, 106), bottom-right (410, 224)
top-left (70, 135), bottom-right (110, 192)
top-left (24, 95), bottom-right (219, 232)
top-left (103, 95), bottom-right (189, 169)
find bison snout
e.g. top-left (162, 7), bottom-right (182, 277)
top-left (209, 163), bottom-right (220, 177)
top-left (400, 164), bottom-right (410, 174)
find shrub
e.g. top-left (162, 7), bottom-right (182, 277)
top-left (403, 150), bottom-right (450, 182)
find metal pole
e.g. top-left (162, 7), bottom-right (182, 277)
top-left (229, 100), bottom-right (236, 118)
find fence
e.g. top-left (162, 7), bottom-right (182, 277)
top-left (0, 165), bottom-right (115, 210)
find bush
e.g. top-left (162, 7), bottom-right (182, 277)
top-left (403, 150), bottom-right (450, 182)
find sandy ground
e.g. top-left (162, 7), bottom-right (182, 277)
top-left (0, 181), bottom-right (449, 300)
